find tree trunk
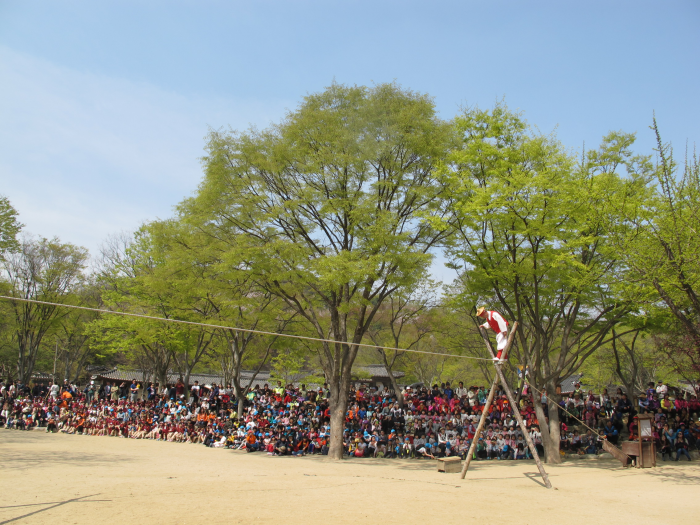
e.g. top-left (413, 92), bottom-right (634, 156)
top-left (327, 368), bottom-right (352, 460)
top-left (328, 395), bottom-right (348, 459)
top-left (546, 402), bottom-right (562, 463)
top-left (230, 337), bottom-right (246, 419)
top-left (156, 368), bottom-right (168, 393)
top-left (533, 390), bottom-right (562, 464)
top-left (235, 383), bottom-right (245, 420)
top-left (380, 351), bottom-right (404, 408)
top-left (64, 353), bottom-right (72, 382)
top-left (184, 369), bottom-right (191, 401)
top-left (388, 372), bottom-right (404, 408)
top-left (17, 338), bottom-right (40, 385)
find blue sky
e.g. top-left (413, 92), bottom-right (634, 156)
top-left (1, 0), bottom-right (698, 282)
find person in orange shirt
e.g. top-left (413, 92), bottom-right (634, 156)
top-left (245, 431), bottom-right (259, 452)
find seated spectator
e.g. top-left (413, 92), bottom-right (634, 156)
top-left (659, 434), bottom-right (673, 461)
top-left (570, 430), bottom-right (583, 455)
top-left (675, 434), bottom-right (692, 461)
top-left (601, 420), bottom-right (619, 445)
top-left (245, 430), bottom-right (259, 452)
top-left (3, 374), bottom-right (695, 470)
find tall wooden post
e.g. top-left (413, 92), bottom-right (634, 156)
top-left (478, 326), bottom-right (552, 489)
top-left (460, 323), bottom-right (518, 479)
top-left (460, 373), bottom-right (499, 477)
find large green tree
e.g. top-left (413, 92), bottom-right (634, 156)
top-left (183, 82), bottom-right (454, 458)
top-left (91, 227), bottom-right (217, 392)
top-left (440, 104), bottom-right (651, 462)
top-left (622, 120), bottom-right (700, 381)
top-left (2, 237), bottom-right (89, 383)
top-left (158, 218), bottom-right (298, 413)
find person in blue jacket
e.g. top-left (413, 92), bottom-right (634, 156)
top-left (601, 420), bottom-right (619, 445)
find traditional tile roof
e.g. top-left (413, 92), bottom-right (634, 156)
top-left (94, 363), bottom-right (403, 385)
top-left (559, 374), bottom-right (584, 394)
top-left (95, 368), bottom-right (272, 385)
top-left (355, 365), bottom-right (405, 379)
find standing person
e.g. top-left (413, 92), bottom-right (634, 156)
top-left (1, 398), bottom-right (11, 427)
top-left (104, 382), bottom-right (111, 400)
top-left (129, 379), bottom-right (139, 402)
top-left (147, 382), bottom-right (156, 401)
top-left (454, 381), bottom-right (468, 400)
top-left (48, 381), bottom-right (60, 401)
top-left (168, 382), bottom-right (177, 401)
top-left (476, 307), bottom-right (510, 362)
top-left (656, 380), bottom-right (668, 400)
top-left (191, 381), bottom-right (200, 403)
top-left (85, 381), bottom-right (96, 403)
top-left (175, 379), bottom-right (185, 399)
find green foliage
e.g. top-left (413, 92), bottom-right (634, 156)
top-left (269, 346), bottom-right (307, 385)
top-left (3, 84), bottom-right (695, 416)
top-left (439, 102), bottom-right (655, 461)
top-left (578, 329), bottom-right (678, 393)
top-left (1, 237), bottom-right (89, 382)
top-left (181, 82), bottom-right (456, 456)
top-left (442, 103), bottom-right (651, 384)
top-left (188, 83), bottom-right (452, 334)
top-left (89, 224), bottom-right (221, 386)
top-left (0, 196), bottom-right (23, 256)
top-left (619, 119), bottom-right (700, 377)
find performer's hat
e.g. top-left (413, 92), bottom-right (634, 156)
top-left (476, 307), bottom-right (486, 316)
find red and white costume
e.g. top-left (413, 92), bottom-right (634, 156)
top-left (480, 310), bottom-right (509, 359)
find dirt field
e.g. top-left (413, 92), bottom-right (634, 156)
top-left (1, 429), bottom-right (698, 524)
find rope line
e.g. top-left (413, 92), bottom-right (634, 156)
top-left (0, 295), bottom-right (493, 361)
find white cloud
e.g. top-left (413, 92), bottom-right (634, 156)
top-left (0, 46), bottom-right (290, 255)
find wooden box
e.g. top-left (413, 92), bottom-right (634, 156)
top-left (437, 456), bottom-right (462, 473)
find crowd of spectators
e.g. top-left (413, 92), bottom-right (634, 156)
top-left (1, 377), bottom-right (698, 462)
top-left (555, 380), bottom-right (699, 461)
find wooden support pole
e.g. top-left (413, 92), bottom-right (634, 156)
top-left (478, 326), bottom-right (553, 489)
top-left (460, 371), bottom-right (499, 477)
top-left (460, 322), bottom-right (519, 479)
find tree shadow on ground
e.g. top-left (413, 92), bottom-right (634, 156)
top-left (1, 430), bottom-right (132, 470)
top-left (643, 464), bottom-right (700, 485)
top-left (320, 456), bottom-right (557, 486)
top-left (0, 429), bottom-right (57, 444)
top-left (0, 493), bottom-right (110, 525)
top-left (0, 450), bottom-right (131, 471)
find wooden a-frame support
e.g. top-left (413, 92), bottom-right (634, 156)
top-left (460, 321), bottom-right (553, 489)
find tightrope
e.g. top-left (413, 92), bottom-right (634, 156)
top-left (0, 295), bottom-right (493, 361)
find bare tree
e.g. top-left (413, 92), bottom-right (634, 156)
top-left (53, 284), bottom-right (103, 383)
top-left (366, 281), bottom-right (437, 406)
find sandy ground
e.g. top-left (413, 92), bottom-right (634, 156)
top-left (1, 429), bottom-right (698, 525)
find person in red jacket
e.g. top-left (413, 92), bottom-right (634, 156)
top-left (477, 307), bottom-right (510, 362)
